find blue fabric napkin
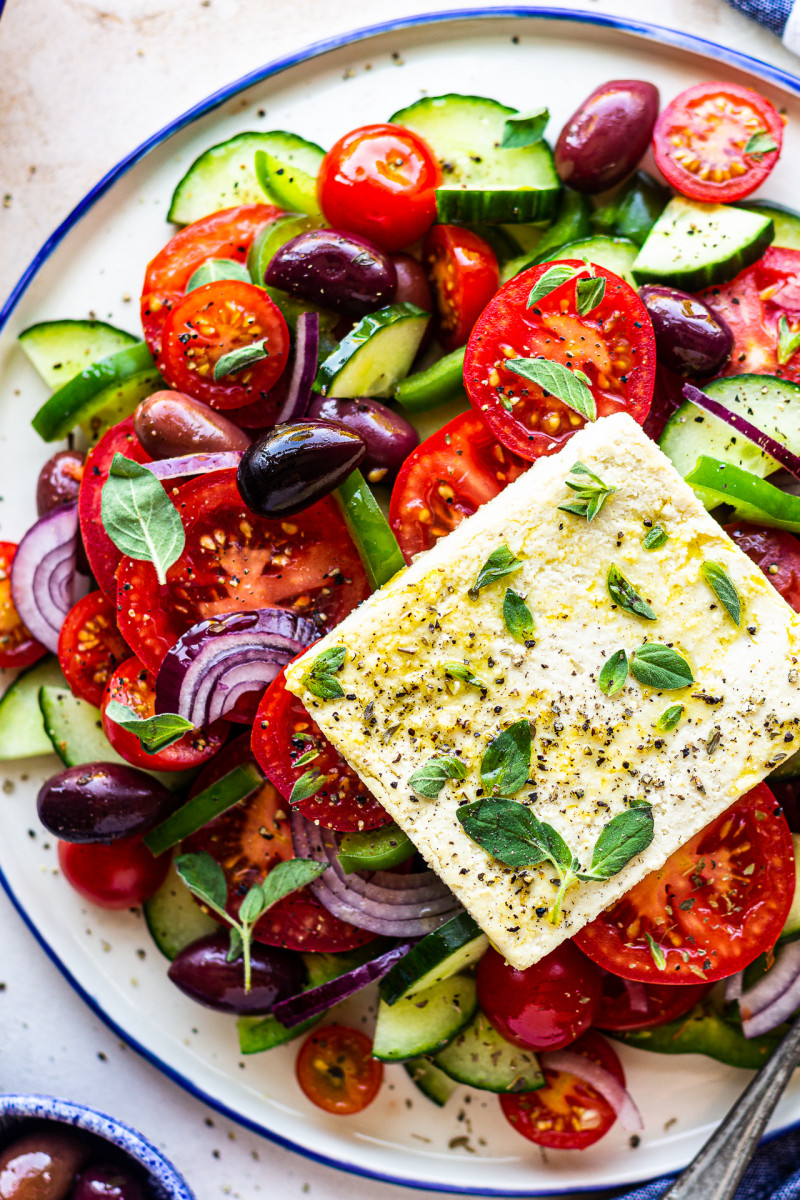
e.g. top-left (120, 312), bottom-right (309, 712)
top-left (727, 0), bottom-right (800, 49)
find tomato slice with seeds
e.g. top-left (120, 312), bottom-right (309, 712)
top-left (653, 81), bottom-right (782, 204)
top-left (593, 974), bottom-right (711, 1033)
top-left (389, 410), bottom-right (529, 561)
top-left (141, 204), bottom-right (280, 358)
top-left (424, 224), bottom-right (499, 352)
top-left (183, 735), bottom-right (375, 953)
top-left (158, 280), bottom-right (289, 412)
top-left (725, 522), bottom-right (800, 612)
top-left (575, 785), bottom-right (794, 984)
top-left (499, 1031), bottom-right (623, 1150)
top-left (702, 248), bottom-right (800, 382)
top-left (58, 590), bottom-right (129, 707)
top-left (252, 669), bottom-right (391, 832)
top-left (464, 260), bottom-right (655, 461)
top-left (296, 1024), bottom-right (383, 1115)
top-left (0, 542), bottom-right (46, 670)
top-left (116, 470), bottom-right (369, 676)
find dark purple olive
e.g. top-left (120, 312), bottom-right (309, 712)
top-left (168, 931), bottom-right (307, 1013)
top-left (71, 1165), bottom-right (145, 1200)
top-left (555, 80), bottom-right (659, 194)
top-left (37, 762), bottom-right (176, 843)
top-left (36, 450), bottom-right (85, 517)
top-left (391, 252), bottom-right (433, 312)
top-left (237, 419), bottom-right (366, 517)
top-left (134, 391), bottom-right (251, 459)
top-left (265, 229), bottom-right (397, 318)
top-left (0, 1130), bottom-right (88, 1200)
top-left (308, 396), bottom-right (419, 484)
top-left (639, 285), bottom-right (734, 377)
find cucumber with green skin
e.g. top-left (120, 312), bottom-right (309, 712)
top-left (0, 657), bottom-right (67, 761)
top-left (403, 1057), bottom-right (457, 1107)
top-left (143, 862), bottom-right (219, 961)
top-left (590, 171), bottom-right (669, 248)
top-left (19, 320), bottom-right (138, 389)
top-left (380, 911), bottom-right (488, 1005)
top-left (372, 973), bottom-right (478, 1060)
top-left (254, 148), bottom-right (324, 219)
top-left (434, 1010), bottom-right (544, 1094)
top-left (315, 303), bottom-right (429, 399)
top-left (536, 235), bottom-right (638, 287)
top-left (738, 200), bottom-right (800, 251)
top-left (501, 189), bottom-right (592, 282)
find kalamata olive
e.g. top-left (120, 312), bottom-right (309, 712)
top-left (36, 450), bottom-right (85, 517)
top-left (308, 396), bottom-right (419, 484)
top-left (0, 1130), bottom-right (88, 1200)
top-left (554, 80), bottom-right (659, 194)
top-left (168, 931), bottom-right (307, 1013)
top-left (37, 762), bottom-right (176, 843)
top-left (71, 1165), bottom-right (145, 1200)
top-left (237, 419), bottom-right (366, 517)
top-left (265, 229), bottom-right (397, 318)
top-left (133, 391), bottom-right (251, 459)
top-left (391, 253), bottom-right (433, 312)
top-left (639, 285), bottom-right (734, 377)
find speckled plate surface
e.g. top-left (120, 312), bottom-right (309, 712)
top-left (3, 9), bottom-right (800, 1195)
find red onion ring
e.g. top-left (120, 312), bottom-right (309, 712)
top-left (10, 502), bottom-right (89, 653)
top-left (272, 940), bottom-right (414, 1029)
top-left (725, 971), bottom-right (744, 1004)
top-left (682, 383), bottom-right (800, 483)
top-left (269, 311), bottom-right (320, 426)
top-left (738, 941), bottom-right (800, 1022)
top-left (622, 978), bottom-right (649, 1015)
top-left (146, 452), bottom-right (243, 480)
top-left (743, 968), bottom-right (800, 1039)
top-left (539, 1051), bottom-right (643, 1131)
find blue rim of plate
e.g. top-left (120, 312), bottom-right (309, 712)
top-left (2, 8), bottom-right (800, 1195)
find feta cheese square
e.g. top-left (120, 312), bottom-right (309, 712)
top-left (285, 413), bottom-right (800, 969)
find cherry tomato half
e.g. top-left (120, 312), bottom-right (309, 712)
top-left (653, 81), bottom-right (782, 204)
top-left (725, 523), bottom-right (800, 612)
top-left (58, 836), bottom-right (169, 909)
top-left (0, 542), bottom-right (46, 670)
top-left (464, 260), bottom-right (655, 461)
top-left (296, 1024), bottom-right (383, 1115)
top-left (58, 590), bottom-right (129, 707)
top-left (424, 225), bottom-right (499, 352)
top-left (593, 973), bottom-right (711, 1033)
top-left (702, 248), bottom-right (800, 382)
top-left (575, 784), bottom-right (794, 983)
top-left (318, 123), bottom-right (440, 253)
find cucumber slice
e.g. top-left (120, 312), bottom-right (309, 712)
top-left (739, 200), bottom-right (800, 251)
top-left (334, 469), bottom-right (406, 590)
top-left (337, 822), bottom-right (415, 874)
top-left (143, 862), bottom-right (219, 960)
top-left (31, 342), bottom-right (161, 443)
top-left (19, 320), bottom-right (138, 390)
top-left (537, 235), bottom-right (638, 287)
top-left (255, 149), bottom-right (324, 219)
top-left (0, 657), bottom-right (67, 760)
top-left (372, 973), bottom-right (477, 1060)
top-left (632, 197), bottom-right (773, 291)
top-left (391, 94), bottom-right (561, 225)
top-left (168, 131), bottom-right (323, 225)
top-left (403, 1057), bottom-right (457, 1107)
top-left (779, 833), bottom-right (800, 944)
top-left (315, 304), bottom-right (429, 399)
top-left (434, 1010), bottom-right (544, 1094)
top-left (394, 346), bottom-right (466, 413)
top-left (380, 911), bottom-right (488, 1005)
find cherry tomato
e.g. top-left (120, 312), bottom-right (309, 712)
top-left (424, 225), bottom-right (499, 352)
top-left (702, 248), bottom-right (800, 382)
top-left (594, 973), bottom-right (711, 1033)
top-left (116, 470), bottom-right (369, 676)
top-left (141, 204), bottom-right (279, 358)
top-left (58, 836), bottom-right (169, 909)
top-left (725, 523), bottom-right (800, 611)
top-left (0, 542), bottom-right (46, 670)
top-left (477, 943), bottom-right (602, 1052)
top-left (464, 260), bottom-right (655, 461)
top-left (653, 81), bottom-right (782, 203)
top-left (318, 123), bottom-right (440, 253)
top-left (58, 591), bottom-right (129, 707)
top-left (101, 655), bottom-right (228, 771)
top-left (389, 410), bottom-right (529, 561)
top-left (575, 784), bottom-right (794, 984)
top-left (183, 735), bottom-right (376, 953)
top-left (499, 1031), bottom-right (623, 1150)
top-left (296, 1024), bottom-right (383, 1115)
top-left (252, 669), bottom-right (391, 832)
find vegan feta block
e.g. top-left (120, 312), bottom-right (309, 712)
top-left (285, 412), bottom-right (800, 969)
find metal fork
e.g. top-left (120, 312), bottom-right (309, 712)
top-left (660, 1018), bottom-right (800, 1199)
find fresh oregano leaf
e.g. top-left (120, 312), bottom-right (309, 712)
top-left (643, 524), bottom-right (668, 550)
top-left (701, 561), bottom-right (741, 626)
top-left (408, 754), bottom-right (467, 798)
top-left (457, 799), bottom-right (557, 868)
top-left (502, 106), bottom-right (550, 149)
top-left (527, 264), bottom-right (580, 308)
top-left (607, 564), bottom-right (656, 620)
top-left (260, 858), bottom-right (327, 910)
top-left (101, 453), bottom-right (185, 586)
top-left (103, 700), bottom-right (193, 753)
top-left (186, 258), bottom-right (251, 291)
top-left (302, 645), bottom-right (347, 700)
top-left (744, 129), bottom-right (779, 159)
top-left (175, 851), bottom-right (229, 916)
top-left (294, 747), bottom-right (319, 767)
top-left (578, 807), bottom-right (654, 881)
top-left (557, 461), bottom-right (616, 522)
top-left (505, 358), bottom-right (597, 422)
top-left (778, 316), bottom-right (800, 366)
top-left (575, 275), bottom-right (605, 316)
top-left (226, 926), bottom-right (244, 963)
top-left (598, 649), bottom-right (628, 696)
top-left (468, 544), bottom-right (521, 599)
top-left (213, 337), bottom-right (270, 380)
top-left (239, 882), bottom-right (269, 926)
top-left (630, 643), bottom-right (694, 690)
top-left (289, 769), bottom-right (326, 805)
top-left (656, 704), bottom-right (684, 732)
top-left (503, 589), bottom-right (535, 644)
top-left (645, 931), bottom-right (667, 970)
top-left (480, 719), bottom-right (531, 798)
top-left (442, 661), bottom-right (487, 691)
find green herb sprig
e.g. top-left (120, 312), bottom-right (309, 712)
top-left (558, 462), bottom-right (616, 522)
top-left (469, 544), bottom-right (521, 599)
top-left (409, 754), bottom-right (467, 798)
top-left (701, 561), bottom-right (742, 626)
top-left (778, 316), bottom-right (800, 366)
top-left (101, 454), bottom-right (185, 585)
top-left (643, 524), bottom-right (668, 550)
top-left (213, 338), bottom-right (270, 380)
top-left (480, 719), bottom-right (532, 798)
top-left (607, 564), bottom-right (656, 620)
top-left (598, 649), bottom-right (628, 696)
top-left (629, 643), bottom-right (694, 690)
top-left (502, 107), bottom-right (550, 149)
top-left (103, 701), bottom-right (193, 754)
top-left (576, 275), bottom-right (605, 316)
top-left (503, 589), bottom-right (535, 644)
top-left (442, 661), bottom-right (487, 691)
top-left (302, 646), bottom-right (347, 700)
top-left (505, 359), bottom-right (596, 423)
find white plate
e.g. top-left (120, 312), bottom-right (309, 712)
top-left (3, 9), bottom-right (800, 1195)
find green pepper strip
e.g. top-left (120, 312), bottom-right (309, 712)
top-left (144, 761), bottom-right (263, 856)
top-left (335, 469), bottom-right (405, 590)
top-left (394, 346), bottom-right (466, 412)
top-left (685, 456), bottom-right (800, 533)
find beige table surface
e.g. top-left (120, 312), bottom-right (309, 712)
top-left (2, 2), bottom-right (800, 1198)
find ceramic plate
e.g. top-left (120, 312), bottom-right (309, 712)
top-left (3, 9), bottom-right (800, 1195)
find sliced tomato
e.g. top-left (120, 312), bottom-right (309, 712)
top-left (594, 974), bottom-right (711, 1033)
top-left (141, 204), bottom-right (279, 358)
top-left (58, 590), bottom-right (129, 707)
top-left (424, 225), bottom-right (499, 352)
top-left (725, 522), bottom-right (800, 611)
top-left (575, 784), bottom-right (794, 984)
top-left (252, 669), bottom-right (391, 832)
top-left (79, 418), bottom-right (152, 601)
top-left (182, 735), bottom-right (376, 953)
top-left (499, 1031), bottom-right (623, 1150)
top-left (116, 470), bottom-right (369, 675)
top-left (0, 542), bottom-right (46, 670)
top-left (296, 1024), bottom-right (383, 1115)
top-left (702, 248), bottom-right (800, 381)
top-left (389, 410), bottom-right (529, 561)
top-left (464, 260), bottom-right (655, 461)
top-left (158, 280), bottom-right (289, 412)
top-left (653, 81), bottom-right (782, 203)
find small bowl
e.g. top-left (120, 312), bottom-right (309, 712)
top-left (0, 1094), bottom-right (195, 1199)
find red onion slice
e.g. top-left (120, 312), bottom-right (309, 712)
top-left (683, 383), bottom-right (800, 483)
top-left (272, 940), bottom-right (414, 1029)
top-left (146, 452), bottom-right (243, 480)
top-left (738, 941), bottom-right (800, 1021)
top-left (725, 971), bottom-right (744, 1004)
top-left (155, 608), bottom-right (318, 726)
top-left (271, 311), bottom-right (320, 425)
top-left (742, 966), bottom-right (800, 1038)
top-left (623, 978), bottom-right (649, 1015)
top-left (10, 502), bottom-right (89, 653)
top-left (540, 1051), bottom-right (643, 1132)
